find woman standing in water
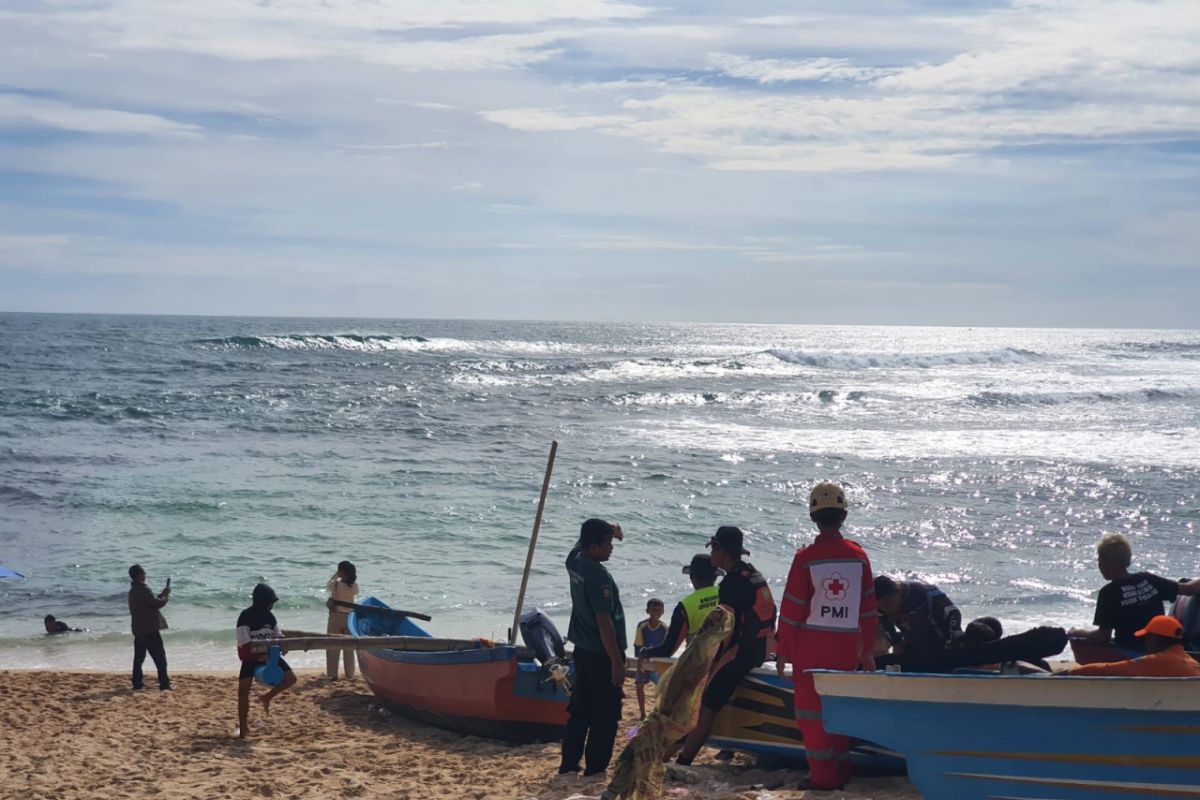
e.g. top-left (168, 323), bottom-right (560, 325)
top-left (326, 561), bottom-right (358, 680)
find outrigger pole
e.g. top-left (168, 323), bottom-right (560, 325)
top-left (509, 440), bottom-right (558, 645)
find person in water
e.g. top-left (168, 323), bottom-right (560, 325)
top-left (776, 482), bottom-right (876, 791)
top-left (235, 583), bottom-right (297, 738)
top-left (561, 518), bottom-right (627, 777)
top-left (675, 526), bottom-right (777, 766)
top-left (1068, 533), bottom-right (1200, 650)
top-left (326, 560), bottom-right (359, 680)
top-left (1069, 615), bottom-right (1200, 677)
top-left (638, 554), bottom-right (721, 665)
top-left (127, 564), bottom-right (172, 691)
top-left (633, 598), bottom-right (666, 720)
top-left (44, 614), bottom-right (82, 634)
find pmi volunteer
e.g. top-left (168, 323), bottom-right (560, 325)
top-left (776, 482), bottom-right (877, 792)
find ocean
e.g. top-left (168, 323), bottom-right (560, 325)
top-left (1, 313), bottom-right (1198, 670)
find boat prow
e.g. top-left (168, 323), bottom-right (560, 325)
top-left (813, 669), bottom-right (1200, 800)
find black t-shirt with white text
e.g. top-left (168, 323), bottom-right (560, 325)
top-left (1094, 572), bottom-right (1179, 649)
top-left (236, 606), bottom-right (283, 663)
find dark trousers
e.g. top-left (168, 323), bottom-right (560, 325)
top-left (560, 648), bottom-right (624, 775)
top-left (132, 632), bottom-right (170, 689)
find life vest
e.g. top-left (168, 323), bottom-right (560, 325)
top-left (734, 562), bottom-right (777, 639)
top-left (680, 585), bottom-right (720, 640)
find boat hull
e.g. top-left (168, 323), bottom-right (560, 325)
top-left (814, 670), bottom-right (1200, 800)
top-left (349, 597), bottom-right (569, 743)
top-left (357, 644), bottom-right (568, 743)
top-left (638, 656), bottom-right (902, 772)
top-left (709, 668), bottom-right (904, 773)
top-left (1068, 637), bottom-right (1141, 665)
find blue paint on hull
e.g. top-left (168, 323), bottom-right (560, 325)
top-left (816, 673), bottom-right (1200, 800)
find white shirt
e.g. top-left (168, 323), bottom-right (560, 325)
top-left (327, 578), bottom-right (359, 606)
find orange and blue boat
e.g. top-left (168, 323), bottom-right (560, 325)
top-left (349, 597), bottom-right (570, 743)
top-left (813, 669), bottom-right (1200, 800)
top-left (349, 596), bottom-right (900, 771)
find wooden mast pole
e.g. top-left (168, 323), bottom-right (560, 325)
top-left (509, 441), bottom-right (558, 644)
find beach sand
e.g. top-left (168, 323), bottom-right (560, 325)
top-left (0, 670), bottom-right (919, 800)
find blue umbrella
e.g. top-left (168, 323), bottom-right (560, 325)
top-left (0, 565), bottom-right (25, 580)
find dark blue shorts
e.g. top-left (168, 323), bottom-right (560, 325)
top-left (239, 657), bottom-right (292, 680)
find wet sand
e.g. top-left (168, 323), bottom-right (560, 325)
top-left (0, 670), bottom-right (919, 800)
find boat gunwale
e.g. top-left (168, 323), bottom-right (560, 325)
top-left (811, 669), bottom-right (1200, 712)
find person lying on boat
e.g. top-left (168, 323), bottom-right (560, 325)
top-left (873, 575), bottom-right (1067, 672)
top-left (873, 576), bottom-right (979, 660)
top-left (43, 614), bottom-right (83, 634)
top-left (1068, 615), bottom-right (1200, 677)
top-left (636, 553), bottom-right (720, 665)
top-left (674, 526), bottom-right (776, 767)
top-left (235, 583), bottom-right (297, 739)
top-left (1067, 533), bottom-right (1200, 651)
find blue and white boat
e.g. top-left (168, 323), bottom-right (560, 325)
top-left (813, 670), bottom-right (1200, 800)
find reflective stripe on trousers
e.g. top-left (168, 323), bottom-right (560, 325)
top-left (794, 667), bottom-right (853, 788)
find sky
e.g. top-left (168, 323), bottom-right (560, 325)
top-left (1, 0), bottom-right (1198, 326)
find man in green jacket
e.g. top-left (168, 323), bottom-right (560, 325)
top-left (561, 518), bottom-right (627, 777)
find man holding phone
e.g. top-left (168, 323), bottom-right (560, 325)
top-left (128, 564), bottom-right (172, 691)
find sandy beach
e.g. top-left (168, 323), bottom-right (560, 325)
top-left (0, 669), bottom-right (919, 800)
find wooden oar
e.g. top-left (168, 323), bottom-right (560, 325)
top-left (253, 635), bottom-right (535, 660)
top-left (509, 440), bottom-right (558, 644)
top-left (332, 600), bottom-right (432, 622)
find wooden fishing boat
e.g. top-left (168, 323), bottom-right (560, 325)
top-left (813, 669), bottom-right (1200, 800)
top-left (348, 597), bottom-right (570, 743)
top-left (709, 666), bottom-right (905, 772)
top-left (1068, 637), bottom-right (1141, 665)
top-left (348, 597), bottom-right (899, 766)
top-left (1069, 636), bottom-right (1200, 665)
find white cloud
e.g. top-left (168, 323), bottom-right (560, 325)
top-left (2, 0), bottom-right (1199, 324)
top-left (0, 94), bottom-right (198, 136)
top-left (479, 107), bottom-right (631, 132)
top-left (0, 234), bottom-right (70, 250)
top-left (376, 99), bottom-right (456, 111)
top-left (708, 53), bottom-right (889, 84)
top-left (479, 0), bottom-right (1200, 172)
top-left (341, 142), bottom-right (471, 151)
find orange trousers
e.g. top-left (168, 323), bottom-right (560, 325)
top-left (792, 659), bottom-right (855, 789)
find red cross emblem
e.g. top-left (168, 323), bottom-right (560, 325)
top-left (823, 573), bottom-right (848, 601)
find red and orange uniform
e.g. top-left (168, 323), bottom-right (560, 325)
top-left (777, 528), bottom-right (877, 789)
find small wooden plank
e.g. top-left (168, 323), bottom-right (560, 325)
top-left (253, 635), bottom-right (536, 660)
top-left (332, 600), bottom-right (432, 622)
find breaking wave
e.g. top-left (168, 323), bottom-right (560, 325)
top-left (193, 334), bottom-right (588, 355)
top-left (1105, 340), bottom-right (1200, 357)
top-left (606, 389), bottom-right (869, 407)
top-left (765, 347), bottom-right (1043, 369)
top-left (967, 387), bottom-right (1195, 407)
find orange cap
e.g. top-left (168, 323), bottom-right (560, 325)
top-left (1134, 615), bottom-right (1183, 640)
